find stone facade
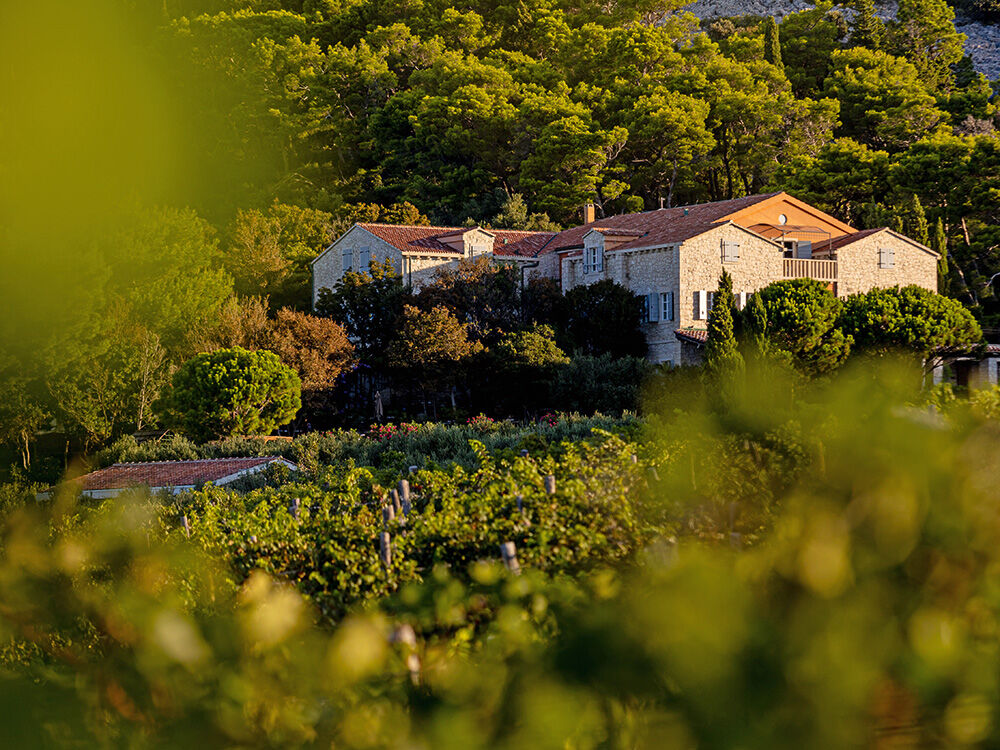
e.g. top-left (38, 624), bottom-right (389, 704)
top-left (831, 231), bottom-right (938, 297)
top-left (560, 223), bottom-right (782, 364)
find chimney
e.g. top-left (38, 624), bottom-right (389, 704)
top-left (583, 202), bottom-right (596, 224)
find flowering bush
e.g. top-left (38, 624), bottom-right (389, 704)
top-left (539, 412), bottom-right (560, 427)
top-left (466, 414), bottom-right (496, 430)
top-left (367, 422), bottom-right (420, 440)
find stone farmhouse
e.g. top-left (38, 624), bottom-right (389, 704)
top-left (312, 192), bottom-right (941, 365)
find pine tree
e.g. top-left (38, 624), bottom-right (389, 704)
top-left (851, 0), bottom-right (886, 49)
top-left (932, 217), bottom-right (950, 294)
top-left (902, 194), bottom-right (929, 246)
top-left (705, 270), bottom-right (744, 377)
top-left (763, 17), bottom-right (784, 71)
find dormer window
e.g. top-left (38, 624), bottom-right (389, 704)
top-left (583, 243), bottom-right (603, 274)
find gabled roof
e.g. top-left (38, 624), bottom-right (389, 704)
top-left (823, 227), bottom-right (940, 258)
top-left (543, 193), bottom-right (784, 253)
top-left (355, 223), bottom-right (554, 257)
top-left (68, 457), bottom-right (295, 491)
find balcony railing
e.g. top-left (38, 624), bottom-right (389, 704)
top-left (783, 257), bottom-right (837, 281)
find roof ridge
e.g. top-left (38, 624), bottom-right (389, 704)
top-left (111, 456), bottom-right (273, 467)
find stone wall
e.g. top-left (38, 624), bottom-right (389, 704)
top-left (835, 233), bottom-right (938, 298)
top-left (312, 227), bottom-right (403, 306)
top-left (678, 225), bottom-right (784, 329)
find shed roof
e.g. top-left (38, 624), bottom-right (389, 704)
top-left (69, 457), bottom-right (293, 491)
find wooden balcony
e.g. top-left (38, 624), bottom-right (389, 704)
top-left (783, 257), bottom-right (837, 281)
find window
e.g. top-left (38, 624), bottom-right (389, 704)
top-left (358, 246), bottom-right (370, 270)
top-left (469, 243), bottom-right (488, 258)
top-left (722, 240), bottom-right (740, 263)
top-left (693, 290), bottom-right (708, 320)
top-left (778, 214), bottom-right (788, 225)
top-left (647, 293), bottom-right (660, 322)
top-left (707, 291), bottom-right (716, 313)
top-left (797, 240), bottom-right (812, 259)
top-left (878, 247), bottom-right (895, 269)
top-left (660, 291), bottom-right (675, 321)
top-left (782, 240), bottom-right (796, 259)
top-left (583, 244), bottom-right (603, 274)
top-left (342, 247), bottom-right (353, 272)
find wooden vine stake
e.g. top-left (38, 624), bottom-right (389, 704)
top-left (544, 475), bottom-right (556, 495)
top-left (182, 514), bottom-right (191, 538)
top-left (398, 479), bottom-right (412, 516)
top-left (383, 504), bottom-right (395, 526)
top-left (500, 541), bottom-right (521, 575)
top-left (290, 497), bottom-right (301, 520)
top-left (391, 489), bottom-right (402, 514)
top-left (379, 531), bottom-right (392, 569)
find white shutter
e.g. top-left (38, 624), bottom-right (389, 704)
top-left (797, 240), bottom-right (812, 259)
top-left (694, 291), bottom-right (708, 320)
top-left (737, 291), bottom-right (748, 309)
top-left (887, 247), bottom-right (895, 268)
top-left (342, 247), bottom-right (353, 272)
top-left (359, 246), bottom-right (370, 269)
top-left (648, 293), bottom-right (659, 322)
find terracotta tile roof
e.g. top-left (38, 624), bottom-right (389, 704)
top-left (822, 227), bottom-right (885, 253)
top-left (544, 193), bottom-right (783, 253)
top-left (987, 344), bottom-right (1000, 355)
top-left (70, 457), bottom-right (291, 491)
top-left (356, 223), bottom-right (554, 258)
top-left (675, 328), bottom-right (708, 345)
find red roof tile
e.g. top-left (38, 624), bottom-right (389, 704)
top-left (543, 193), bottom-right (783, 253)
top-left (675, 328), bottom-right (708, 345)
top-left (71, 457), bottom-right (291, 491)
top-left (822, 227), bottom-right (886, 253)
top-left (356, 224), bottom-right (554, 258)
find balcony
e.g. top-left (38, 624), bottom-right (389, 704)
top-left (783, 257), bottom-right (837, 281)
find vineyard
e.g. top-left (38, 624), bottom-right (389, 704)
top-left (4, 366), bottom-right (1000, 746)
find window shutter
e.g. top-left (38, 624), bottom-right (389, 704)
top-left (693, 291), bottom-right (700, 320)
top-left (596, 246), bottom-right (604, 272)
top-left (887, 247), bottom-right (895, 268)
top-left (359, 246), bottom-right (370, 269)
top-left (797, 240), bottom-right (812, 259)
top-left (648, 293), bottom-right (659, 322)
top-left (707, 291), bottom-right (715, 314)
top-left (342, 247), bottom-right (353, 271)
top-left (643, 294), bottom-right (650, 321)
top-left (733, 241), bottom-right (740, 261)
top-left (661, 291), bottom-right (674, 321)
top-left (737, 291), bottom-right (748, 309)
top-left (582, 250), bottom-right (589, 275)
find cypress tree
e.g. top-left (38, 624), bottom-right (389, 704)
top-left (763, 17), bottom-right (784, 71)
top-left (932, 217), bottom-right (950, 293)
top-left (851, 0), bottom-right (885, 49)
top-left (705, 270), bottom-right (744, 377)
top-left (902, 194), bottom-right (929, 246)
top-left (741, 291), bottom-right (770, 361)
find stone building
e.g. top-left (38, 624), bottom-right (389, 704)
top-left (547, 192), bottom-right (940, 365)
top-left (312, 192), bottom-right (941, 365)
top-left (310, 223), bottom-right (554, 303)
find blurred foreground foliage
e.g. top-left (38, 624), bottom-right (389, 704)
top-left (4, 362), bottom-right (1000, 746)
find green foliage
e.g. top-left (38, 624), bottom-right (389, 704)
top-left (890, 0), bottom-right (966, 91)
top-left (757, 279), bottom-right (853, 375)
top-left (225, 201), bottom-right (334, 310)
top-left (850, 0), bottom-right (885, 50)
top-left (824, 47), bottom-right (947, 152)
top-left (900, 193), bottom-right (929, 246)
top-left (11, 366), bottom-right (1000, 745)
top-left (704, 270), bottom-right (744, 379)
top-left (763, 17), bottom-right (783, 71)
top-left (316, 259), bottom-right (409, 367)
top-left (564, 279), bottom-right (646, 358)
top-left (839, 285), bottom-right (982, 369)
top-left (386, 305), bottom-right (482, 392)
top-left (161, 347), bottom-right (302, 441)
top-left (551, 354), bottom-right (652, 414)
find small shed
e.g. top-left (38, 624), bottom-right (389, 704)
top-left (42, 457), bottom-right (298, 499)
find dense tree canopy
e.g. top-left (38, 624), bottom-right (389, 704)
top-left (160, 347), bottom-right (302, 441)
